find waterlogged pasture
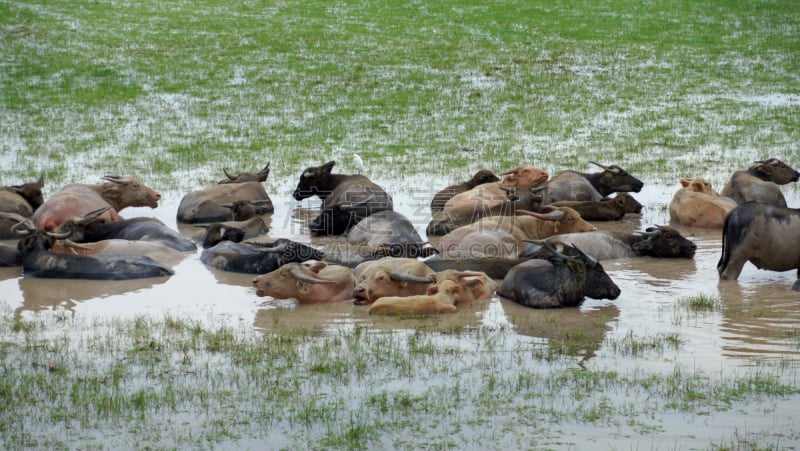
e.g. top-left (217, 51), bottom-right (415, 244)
top-left (1, 0), bottom-right (800, 449)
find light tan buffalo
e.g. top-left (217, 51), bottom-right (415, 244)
top-left (252, 261), bottom-right (355, 304)
top-left (368, 279), bottom-right (461, 315)
top-left (669, 178), bottom-right (736, 228)
top-left (352, 257), bottom-right (435, 304)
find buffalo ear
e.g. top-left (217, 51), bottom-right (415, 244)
top-left (680, 178), bottom-right (690, 188)
top-left (426, 285), bottom-right (439, 295)
top-left (297, 281), bottom-right (311, 295)
top-left (306, 261), bottom-right (327, 274)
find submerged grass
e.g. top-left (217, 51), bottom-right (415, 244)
top-left (1, 312), bottom-right (798, 449)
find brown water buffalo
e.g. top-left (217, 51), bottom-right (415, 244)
top-left (33, 175), bottom-right (161, 232)
top-left (427, 185), bottom-right (547, 236)
top-left (543, 161), bottom-right (644, 203)
top-left (669, 178), bottom-right (737, 228)
top-left (437, 207), bottom-right (597, 258)
top-left (430, 169), bottom-right (500, 212)
top-left (218, 162), bottom-right (270, 184)
top-left (178, 181), bottom-right (273, 224)
top-left (12, 218), bottom-right (173, 280)
top-left (497, 243), bottom-right (621, 309)
top-left (721, 158), bottom-right (799, 207)
top-left (368, 279), bottom-right (460, 315)
top-left (1, 174), bottom-right (45, 239)
top-left (292, 160), bottom-right (394, 236)
top-left (252, 261), bottom-right (356, 303)
top-left (441, 165), bottom-right (549, 220)
top-left (222, 199), bottom-right (275, 221)
top-left (351, 257), bottom-right (434, 304)
top-left (717, 201), bottom-right (800, 290)
top-left (549, 192), bottom-right (642, 221)
top-left (50, 238), bottom-right (187, 268)
top-left (519, 225), bottom-right (697, 261)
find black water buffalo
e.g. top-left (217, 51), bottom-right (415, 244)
top-left (717, 202), bottom-right (800, 290)
top-left (81, 217), bottom-right (197, 252)
top-left (1, 175), bottom-right (45, 239)
top-left (0, 242), bottom-right (20, 266)
top-left (218, 162), bottom-right (271, 184)
top-left (292, 160), bottom-right (393, 236)
top-left (222, 199), bottom-right (274, 221)
top-left (201, 238), bottom-right (325, 274)
top-left (32, 175), bottom-right (161, 233)
top-left (427, 185), bottom-right (547, 236)
top-left (198, 223), bottom-right (247, 248)
top-left (430, 169), bottom-right (500, 212)
top-left (498, 243), bottom-right (621, 308)
top-left (543, 161), bottom-right (644, 203)
top-left (519, 225), bottom-right (696, 261)
top-left (549, 192), bottom-right (643, 221)
top-left (12, 219), bottom-right (173, 280)
top-left (720, 158), bottom-right (799, 207)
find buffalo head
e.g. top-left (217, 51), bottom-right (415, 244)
top-left (590, 161), bottom-right (644, 196)
top-left (293, 161), bottom-right (337, 201)
top-left (632, 225), bottom-right (696, 258)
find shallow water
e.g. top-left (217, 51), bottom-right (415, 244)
top-left (2, 180), bottom-right (799, 368)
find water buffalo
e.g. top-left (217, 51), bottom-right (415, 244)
top-left (33, 175), bottom-right (161, 232)
top-left (12, 219), bottom-right (173, 280)
top-left (437, 207), bottom-right (597, 258)
top-left (293, 160), bottom-right (394, 236)
top-left (498, 243), bottom-right (621, 308)
top-left (81, 217), bottom-right (197, 252)
top-left (441, 165), bottom-right (549, 220)
top-left (218, 162), bottom-right (270, 184)
top-left (430, 169), bottom-right (500, 212)
top-left (351, 257), bottom-right (435, 304)
top-left (549, 192), bottom-right (643, 221)
top-left (431, 269), bottom-right (496, 304)
top-left (717, 201), bottom-right (800, 290)
top-left (0, 242), bottom-right (20, 266)
top-left (543, 161), bottom-right (644, 203)
top-left (427, 185), bottom-right (547, 236)
top-left (424, 256), bottom-right (529, 280)
top-left (368, 279), bottom-right (460, 315)
top-left (669, 178), bottom-right (737, 228)
top-left (177, 181), bottom-right (274, 224)
top-left (519, 225), bottom-right (697, 261)
top-left (198, 223), bottom-right (247, 248)
top-left (2, 175), bottom-right (45, 239)
top-left (223, 199), bottom-right (275, 221)
top-left (252, 261), bottom-right (355, 303)
top-left (721, 158), bottom-right (799, 207)
top-left (49, 238), bottom-right (187, 268)
top-left (201, 238), bottom-right (325, 274)
top-left (343, 211), bottom-right (435, 258)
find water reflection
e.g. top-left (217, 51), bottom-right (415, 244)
top-left (499, 297), bottom-right (620, 362)
top-left (16, 275), bottom-right (170, 316)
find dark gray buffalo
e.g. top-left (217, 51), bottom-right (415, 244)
top-left (201, 238), bottom-right (325, 274)
top-left (178, 163), bottom-right (274, 223)
top-left (497, 243), bottom-right (621, 308)
top-left (543, 161), bottom-right (644, 203)
top-left (345, 211), bottom-right (435, 258)
top-left (12, 219), bottom-right (173, 280)
top-left (292, 160), bottom-right (393, 236)
top-left (720, 158), bottom-right (799, 207)
top-left (519, 225), bottom-right (696, 261)
top-left (717, 201), bottom-right (800, 291)
top-left (549, 192), bottom-right (643, 221)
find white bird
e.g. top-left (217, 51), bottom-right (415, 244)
top-left (350, 153), bottom-right (365, 174)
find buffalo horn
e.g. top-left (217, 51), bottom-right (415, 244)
top-left (530, 184), bottom-right (548, 193)
top-left (75, 206), bottom-right (111, 225)
top-left (387, 271), bottom-right (434, 284)
top-left (9, 219), bottom-right (35, 237)
top-left (36, 172), bottom-right (45, 188)
top-left (222, 168), bottom-right (238, 181)
top-left (499, 167), bottom-right (518, 176)
top-left (102, 175), bottom-right (133, 185)
top-left (635, 226), bottom-right (663, 237)
top-left (289, 265), bottom-right (337, 285)
top-left (60, 239), bottom-right (94, 251)
top-left (518, 209), bottom-right (565, 221)
top-left (45, 228), bottom-right (73, 239)
top-left (590, 161), bottom-right (621, 174)
top-left (569, 243), bottom-right (598, 266)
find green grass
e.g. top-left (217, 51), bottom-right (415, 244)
top-left (1, 313), bottom-right (798, 449)
top-left (2, 0), bottom-right (800, 448)
top-left (1, 0), bottom-right (798, 191)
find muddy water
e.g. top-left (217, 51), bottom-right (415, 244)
top-left (1, 179), bottom-right (799, 373)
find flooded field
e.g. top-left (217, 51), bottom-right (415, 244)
top-left (3, 175), bottom-right (799, 362)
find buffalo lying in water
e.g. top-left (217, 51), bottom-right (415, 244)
top-left (543, 161), bottom-right (643, 203)
top-left (721, 158), bottom-right (799, 207)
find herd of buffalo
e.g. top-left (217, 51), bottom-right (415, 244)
top-left (0, 157), bottom-right (798, 314)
